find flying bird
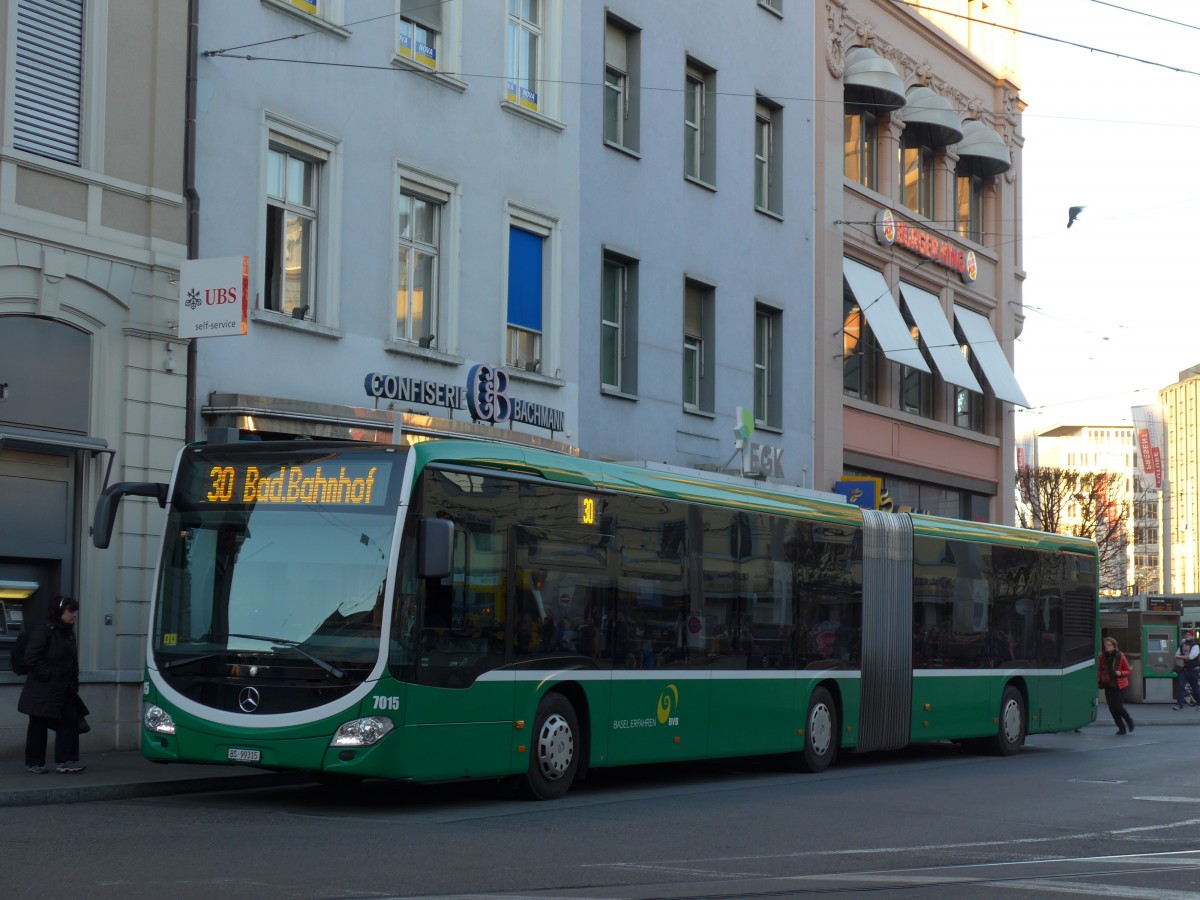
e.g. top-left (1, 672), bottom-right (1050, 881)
top-left (1067, 205), bottom-right (1086, 228)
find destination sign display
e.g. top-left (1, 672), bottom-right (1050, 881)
top-left (199, 461), bottom-right (390, 507)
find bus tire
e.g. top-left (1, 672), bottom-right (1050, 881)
top-left (520, 693), bottom-right (580, 801)
top-left (989, 685), bottom-right (1026, 757)
top-left (797, 686), bottom-right (839, 773)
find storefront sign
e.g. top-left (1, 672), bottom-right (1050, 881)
top-left (364, 363), bottom-right (566, 434)
top-left (876, 210), bottom-right (977, 284)
top-left (732, 407), bottom-right (784, 478)
top-left (178, 256), bottom-right (249, 338)
top-left (833, 477), bottom-right (882, 509)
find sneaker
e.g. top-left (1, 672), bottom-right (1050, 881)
top-left (55, 761), bottom-right (85, 774)
top-left (1173, 705), bottom-right (1185, 710)
top-left (27, 765), bottom-right (48, 775)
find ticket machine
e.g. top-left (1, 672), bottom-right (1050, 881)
top-left (1143, 624), bottom-right (1179, 702)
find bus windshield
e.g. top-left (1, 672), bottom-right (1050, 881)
top-left (152, 445), bottom-right (403, 696)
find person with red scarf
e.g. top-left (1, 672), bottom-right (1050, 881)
top-left (1098, 635), bottom-right (1134, 736)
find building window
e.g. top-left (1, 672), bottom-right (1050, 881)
top-left (506, 0), bottom-right (542, 112)
top-left (755, 305), bottom-right (782, 427)
top-left (758, 0), bottom-right (783, 14)
top-left (755, 99), bottom-right (782, 215)
top-left (684, 280), bottom-right (714, 412)
top-left (506, 205), bottom-right (558, 373)
top-left (601, 252), bottom-right (638, 394)
top-left (956, 172), bottom-right (984, 243)
top-left (843, 280), bottom-right (878, 402)
top-left (396, 191), bottom-right (439, 345)
top-left (684, 61), bottom-right (716, 184)
top-left (265, 140), bottom-right (322, 319)
top-left (901, 364), bottom-right (933, 418)
top-left (12, 0), bottom-right (84, 165)
top-left (508, 226), bottom-right (543, 370)
top-left (955, 342), bottom-right (984, 432)
top-left (267, 0), bottom-right (345, 27)
top-left (603, 19), bottom-right (639, 151)
top-left (397, 0), bottom-right (441, 69)
top-left (899, 137), bottom-right (934, 217)
top-left (392, 166), bottom-right (457, 353)
top-left (843, 107), bottom-right (877, 191)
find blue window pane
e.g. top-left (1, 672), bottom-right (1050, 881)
top-left (507, 226), bottom-right (543, 331)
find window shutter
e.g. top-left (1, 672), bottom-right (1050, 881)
top-left (604, 23), bottom-right (627, 71)
top-left (13, 0), bottom-right (85, 165)
top-left (507, 227), bottom-right (543, 332)
top-left (685, 286), bottom-right (703, 337)
top-left (402, 0), bottom-right (441, 31)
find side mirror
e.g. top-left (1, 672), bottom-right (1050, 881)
top-left (418, 517), bottom-right (454, 580)
top-left (93, 482), bottom-right (168, 549)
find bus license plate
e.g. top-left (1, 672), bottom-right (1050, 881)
top-left (227, 748), bottom-right (261, 762)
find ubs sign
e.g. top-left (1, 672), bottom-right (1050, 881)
top-left (364, 364), bottom-right (566, 434)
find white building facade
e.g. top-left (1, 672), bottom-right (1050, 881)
top-left (190, 1), bottom-right (819, 486)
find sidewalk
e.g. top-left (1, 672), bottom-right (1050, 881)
top-left (0, 750), bottom-right (311, 808)
top-left (2, 703), bottom-right (1197, 808)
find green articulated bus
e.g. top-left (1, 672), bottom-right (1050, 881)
top-left (93, 438), bottom-right (1099, 800)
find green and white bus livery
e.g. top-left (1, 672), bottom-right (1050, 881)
top-left (95, 438), bottom-right (1099, 800)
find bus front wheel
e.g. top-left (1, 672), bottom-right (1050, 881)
top-left (988, 685), bottom-right (1026, 757)
top-left (796, 686), bottom-right (839, 773)
top-left (520, 693), bottom-right (580, 800)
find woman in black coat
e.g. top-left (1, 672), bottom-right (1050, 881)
top-left (18, 595), bottom-right (88, 774)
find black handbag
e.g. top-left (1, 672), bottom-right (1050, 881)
top-left (77, 716), bottom-right (91, 734)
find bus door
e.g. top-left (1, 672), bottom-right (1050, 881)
top-left (603, 501), bottom-right (701, 766)
top-left (405, 519), bottom-right (514, 781)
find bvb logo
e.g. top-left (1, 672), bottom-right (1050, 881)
top-left (657, 684), bottom-right (679, 725)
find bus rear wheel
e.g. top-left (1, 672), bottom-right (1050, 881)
top-left (988, 685), bottom-right (1026, 757)
top-left (519, 693), bottom-right (580, 801)
top-left (796, 686), bottom-right (838, 773)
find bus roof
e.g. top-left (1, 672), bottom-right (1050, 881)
top-left (409, 439), bottom-right (1098, 557)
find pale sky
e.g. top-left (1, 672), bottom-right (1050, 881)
top-left (1012, 1), bottom-right (1200, 434)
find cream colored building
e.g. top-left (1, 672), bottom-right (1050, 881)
top-left (815, 0), bottom-right (1026, 522)
top-left (0, 0), bottom-right (187, 755)
top-left (1160, 366), bottom-right (1200, 593)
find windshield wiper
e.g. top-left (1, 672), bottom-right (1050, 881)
top-left (225, 633), bottom-right (345, 678)
top-left (160, 653), bottom-right (223, 670)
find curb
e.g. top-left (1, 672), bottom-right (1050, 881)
top-left (0, 770), bottom-right (312, 808)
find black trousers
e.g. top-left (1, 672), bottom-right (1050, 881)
top-left (24, 695), bottom-right (82, 766)
top-left (1104, 686), bottom-right (1134, 731)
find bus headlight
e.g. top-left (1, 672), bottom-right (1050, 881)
top-left (330, 716), bottom-right (394, 747)
top-left (144, 704), bottom-right (176, 735)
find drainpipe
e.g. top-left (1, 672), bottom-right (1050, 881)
top-left (183, 0), bottom-right (200, 443)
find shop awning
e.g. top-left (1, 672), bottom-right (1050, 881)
top-left (956, 120), bottom-right (1011, 177)
top-left (842, 258), bottom-right (928, 372)
top-left (898, 283), bottom-right (982, 392)
top-left (843, 46), bottom-right (905, 111)
top-left (902, 86), bottom-right (964, 147)
top-left (0, 425), bottom-right (108, 453)
top-left (954, 307), bottom-right (1029, 406)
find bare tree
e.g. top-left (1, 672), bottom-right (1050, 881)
top-left (1016, 466), bottom-right (1129, 593)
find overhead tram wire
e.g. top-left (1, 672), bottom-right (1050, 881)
top-left (891, 0), bottom-right (1200, 77)
top-left (1086, 0), bottom-right (1200, 33)
top-left (201, 5), bottom-right (1189, 363)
